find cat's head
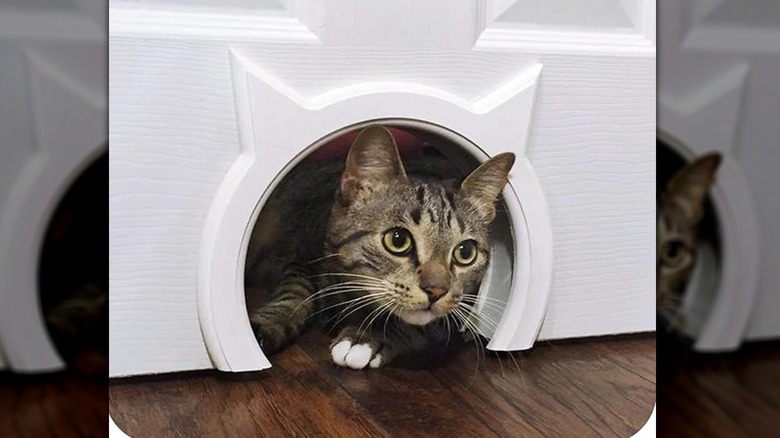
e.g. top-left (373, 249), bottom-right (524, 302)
top-left (657, 152), bottom-right (721, 309)
top-left (326, 125), bottom-right (514, 326)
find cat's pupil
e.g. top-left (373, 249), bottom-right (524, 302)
top-left (453, 240), bottom-right (477, 266)
top-left (392, 231), bottom-right (406, 248)
top-left (382, 228), bottom-right (413, 255)
top-left (664, 241), bottom-right (682, 261)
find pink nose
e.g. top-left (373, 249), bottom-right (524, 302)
top-left (424, 287), bottom-right (448, 303)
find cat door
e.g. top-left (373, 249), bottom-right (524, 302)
top-left (657, 132), bottom-right (759, 352)
top-left (0, 151), bottom-right (107, 373)
top-left (0, 52), bottom-right (105, 372)
top-left (198, 52), bottom-right (552, 371)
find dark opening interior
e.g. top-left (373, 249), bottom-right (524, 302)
top-left (243, 122), bottom-right (514, 352)
top-left (38, 152), bottom-right (108, 365)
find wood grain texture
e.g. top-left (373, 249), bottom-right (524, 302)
top-left (658, 336), bottom-right (780, 436)
top-left (109, 38), bottom-right (237, 376)
top-left (0, 349), bottom-right (108, 438)
top-left (109, 3), bottom-right (654, 376)
top-left (110, 330), bottom-right (655, 437)
top-left (528, 54), bottom-right (655, 340)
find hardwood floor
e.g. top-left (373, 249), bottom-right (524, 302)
top-left (110, 330), bottom-right (655, 437)
top-left (658, 335), bottom-right (780, 437)
top-left (0, 348), bottom-right (108, 438)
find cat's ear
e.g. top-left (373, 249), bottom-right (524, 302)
top-left (459, 153), bottom-right (515, 223)
top-left (340, 125), bottom-right (408, 205)
top-left (664, 152), bottom-right (721, 222)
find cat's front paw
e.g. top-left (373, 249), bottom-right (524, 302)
top-left (330, 339), bottom-right (383, 369)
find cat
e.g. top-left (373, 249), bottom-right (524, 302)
top-left (246, 125), bottom-right (514, 369)
top-left (657, 152), bottom-right (721, 329)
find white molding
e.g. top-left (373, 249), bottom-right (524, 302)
top-left (475, 27), bottom-right (655, 56)
top-left (109, 8), bottom-right (319, 43)
top-left (683, 24), bottom-right (780, 54)
top-left (658, 60), bottom-right (748, 118)
top-left (0, 10), bottom-right (103, 42)
top-left (690, 0), bottom-right (728, 23)
top-left (486, 0), bottom-right (519, 22)
top-left (476, 0), bottom-right (655, 55)
top-left (198, 49), bottom-right (551, 371)
top-left (636, 0), bottom-right (657, 45)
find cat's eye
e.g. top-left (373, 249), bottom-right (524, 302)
top-left (382, 228), bottom-right (414, 255)
top-left (662, 241), bottom-right (686, 266)
top-left (452, 240), bottom-right (478, 266)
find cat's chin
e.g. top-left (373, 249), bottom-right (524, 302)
top-left (397, 309), bottom-right (438, 326)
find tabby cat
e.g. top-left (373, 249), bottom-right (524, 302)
top-left (657, 152), bottom-right (721, 325)
top-left (247, 125), bottom-right (514, 369)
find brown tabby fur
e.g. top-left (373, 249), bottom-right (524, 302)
top-left (657, 152), bottom-right (721, 328)
top-left (247, 125), bottom-right (514, 368)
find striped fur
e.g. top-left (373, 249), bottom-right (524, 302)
top-left (657, 153), bottom-right (721, 330)
top-left (247, 125), bottom-right (514, 367)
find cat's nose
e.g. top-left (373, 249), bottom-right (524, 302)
top-left (424, 287), bottom-right (448, 303)
top-left (418, 260), bottom-right (451, 303)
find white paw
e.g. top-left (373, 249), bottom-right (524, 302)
top-left (330, 340), bottom-right (377, 369)
top-left (369, 353), bottom-right (383, 368)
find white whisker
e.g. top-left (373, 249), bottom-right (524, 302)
top-left (308, 292), bottom-right (390, 321)
top-left (359, 300), bottom-right (395, 337)
top-left (310, 272), bottom-right (391, 285)
top-left (306, 253), bottom-right (342, 265)
top-left (330, 296), bottom-right (389, 328)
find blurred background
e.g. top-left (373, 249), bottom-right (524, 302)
top-left (0, 0), bottom-right (107, 436)
top-left (2, 0), bottom-right (780, 435)
top-left (657, 0), bottom-right (780, 435)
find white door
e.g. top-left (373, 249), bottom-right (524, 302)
top-left (109, 0), bottom-right (656, 376)
top-left (658, 0), bottom-right (780, 351)
top-left (0, 1), bottom-right (106, 372)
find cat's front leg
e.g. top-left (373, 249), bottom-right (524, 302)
top-left (330, 326), bottom-right (398, 370)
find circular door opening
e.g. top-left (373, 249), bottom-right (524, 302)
top-left (39, 153), bottom-right (107, 365)
top-left (243, 120), bottom-right (515, 353)
top-left (657, 138), bottom-right (722, 339)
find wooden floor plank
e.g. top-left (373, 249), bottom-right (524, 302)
top-left (110, 344), bottom-right (391, 437)
top-left (513, 341), bottom-right (655, 437)
top-left (444, 350), bottom-right (604, 437)
top-left (0, 349), bottom-right (108, 438)
top-left (599, 336), bottom-right (656, 383)
top-left (298, 331), bottom-right (538, 438)
top-left (658, 337), bottom-right (780, 437)
top-left (110, 330), bottom-right (656, 437)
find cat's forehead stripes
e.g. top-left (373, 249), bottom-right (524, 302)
top-left (659, 199), bottom-right (697, 244)
top-left (416, 186), bottom-right (425, 204)
top-left (402, 181), bottom-right (475, 265)
top-left (408, 181), bottom-right (463, 231)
